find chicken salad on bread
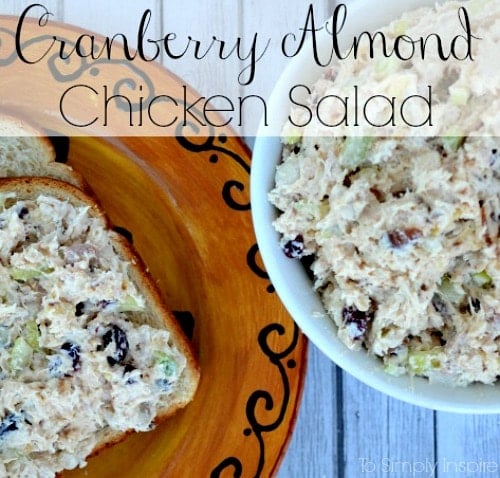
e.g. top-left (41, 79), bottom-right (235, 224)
top-left (0, 178), bottom-right (199, 478)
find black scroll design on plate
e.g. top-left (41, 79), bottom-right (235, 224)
top-left (0, 27), bottom-right (19, 65)
top-left (246, 244), bottom-right (275, 293)
top-left (0, 28), bottom-right (157, 113)
top-left (176, 133), bottom-right (251, 211)
top-left (211, 322), bottom-right (300, 478)
top-left (176, 124), bottom-right (300, 477)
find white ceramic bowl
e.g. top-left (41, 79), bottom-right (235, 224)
top-left (251, 0), bottom-right (500, 413)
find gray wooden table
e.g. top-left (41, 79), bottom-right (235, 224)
top-left (3, 1), bottom-right (499, 477)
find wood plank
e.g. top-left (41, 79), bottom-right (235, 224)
top-left (436, 414), bottom-right (500, 476)
top-left (386, 400), bottom-right (436, 476)
top-left (241, 0), bottom-right (338, 137)
top-left (62, 0), bottom-right (158, 46)
top-left (240, 0), bottom-right (337, 137)
top-left (162, 0), bottom-right (241, 133)
top-left (240, 0), bottom-right (301, 137)
top-left (3, 1), bottom-right (61, 17)
top-left (271, 3), bottom-right (339, 475)
top-left (278, 345), bottom-right (339, 478)
top-left (342, 373), bottom-right (435, 478)
top-left (342, 374), bottom-right (391, 477)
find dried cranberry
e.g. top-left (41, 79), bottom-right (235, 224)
top-left (342, 167), bottom-right (360, 187)
top-left (461, 297), bottom-right (481, 314)
top-left (387, 228), bottom-right (422, 247)
top-left (342, 305), bottom-right (374, 340)
top-left (431, 294), bottom-right (451, 319)
top-left (123, 363), bottom-right (138, 384)
top-left (0, 413), bottom-right (19, 438)
top-left (102, 325), bottom-right (129, 366)
top-left (431, 330), bottom-right (447, 346)
top-left (283, 235), bottom-right (305, 259)
top-left (107, 356), bottom-right (118, 366)
top-left (75, 302), bottom-right (85, 317)
top-left (97, 299), bottom-right (113, 310)
top-left (369, 187), bottom-right (385, 202)
top-left (470, 297), bottom-right (481, 313)
top-left (61, 342), bottom-right (81, 371)
top-left (18, 207), bottom-right (29, 219)
top-left (123, 363), bottom-right (136, 375)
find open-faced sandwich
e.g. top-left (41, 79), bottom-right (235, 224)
top-left (0, 122), bottom-right (199, 477)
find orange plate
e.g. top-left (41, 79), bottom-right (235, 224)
top-left (0, 17), bottom-right (307, 478)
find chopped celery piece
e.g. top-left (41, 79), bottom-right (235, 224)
top-left (441, 128), bottom-right (465, 152)
top-left (383, 361), bottom-right (405, 377)
top-left (471, 270), bottom-right (492, 288)
top-left (340, 137), bottom-right (374, 169)
top-left (374, 56), bottom-right (399, 81)
top-left (282, 128), bottom-right (302, 146)
top-left (10, 266), bottom-right (54, 282)
top-left (10, 268), bottom-right (42, 282)
top-left (294, 199), bottom-right (329, 220)
top-left (408, 348), bottom-right (444, 375)
top-left (10, 337), bottom-right (33, 371)
top-left (283, 136), bottom-right (301, 146)
top-left (392, 19), bottom-right (408, 36)
top-left (154, 351), bottom-right (178, 378)
top-left (117, 295), bottom-right (145, 313)
top-left (449, 85), bottom-right (470, 106)
top-left (24, 320), bottom-right (40, 351)
top-left (437, 275), bottom-right (465, 304)
top-left (468, 0), bottom-right (492, 15)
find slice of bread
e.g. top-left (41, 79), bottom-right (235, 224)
top-left (0, 178), bottom-right (199, 477)
top-left (0, 116), bottom-right (85, 189)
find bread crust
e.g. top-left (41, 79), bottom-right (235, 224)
top-left (0, 177), bottom-right (200, 473)
top-left (0, 114), bottom-right (87, 190)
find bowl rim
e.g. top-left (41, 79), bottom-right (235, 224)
top-left (250, 0), bottom-right (500, 413)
